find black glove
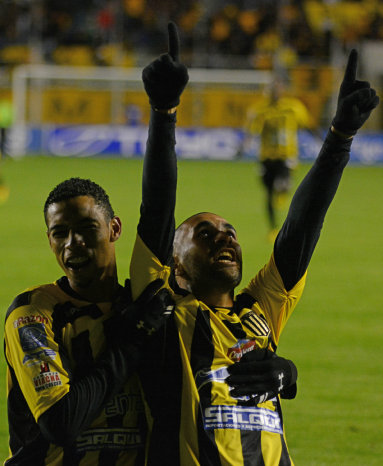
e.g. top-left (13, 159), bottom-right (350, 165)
top-left (226, 348), bottom-right (297, 404)
top-left (108, 278), bottom-right (175, 349)
top-left (142, 21), bottom-right (189, 109)
top-left (332, 49), bottom-right (379, 136)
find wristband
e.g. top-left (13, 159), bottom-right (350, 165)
top-left (154, 107), bottom-right (178, 114)
top-left (330, 125), bottom-right (354, 140)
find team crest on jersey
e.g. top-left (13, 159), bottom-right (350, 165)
top-left (240, 311), bottom-right (271, 338)
top-left (33, 361), bottom-right (62, 392)
top-left (227, 339), bottom-right (257, 361)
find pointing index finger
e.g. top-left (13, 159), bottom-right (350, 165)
top-left (343, 49), bottom-right (358, 83)
top-left (168, 21), bottom-right (180, 62)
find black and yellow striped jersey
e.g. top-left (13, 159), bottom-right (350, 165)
top-left (130, 234), bottom-right (306, 466)
top-left (134, 109), bottom-right (351, 465)
top-left (4, 277), bottom-right (145, 466)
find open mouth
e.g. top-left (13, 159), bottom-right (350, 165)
top-left (65, 256), bottom-right (91, 270)
top-left (214, 249), bottom-right (236, 264)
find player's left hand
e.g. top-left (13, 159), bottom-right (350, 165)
top-left (226, 348), bottom-right (297, 400)
top-left (142, 21), bottom-right (189, 110)
top-left (332, 49), bottom-right (379, 136)
top-left (109, 279), bottom-right (175, 349)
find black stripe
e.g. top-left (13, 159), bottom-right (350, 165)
top-left (222, 317), bottom-right (247, 339)
top-left (62, 330), bottom-right (95, 465)
top-left (5, 291), bottom-right (32, 321)
top-left (240, 430), bottom-right (265, 466)
top-left (71, 331), bottom-right (94, 373)
top-left (143, 318), bottom-right (183, 465)
top-left (190, 306), bottom-right (222, 465)
top-left (234, 293), bottom-right (256, 314)
top-left (278, 434), bottom-right (292, 466)
top-left (98, 319), bottom-right (128, 466)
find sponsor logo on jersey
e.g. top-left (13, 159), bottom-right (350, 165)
top-left (195, 367), bottom-right (230, 391)
top-left (13, 315), bottom-right (49, 328)
top-left (18, 323), bottom-right (47, 351)
top-left (33, 362), bottom-right (62, 392)
top-left (203, 405), bottom-right (283, 434)
top-left (22, 348), bottom-right (57, 366)
top-left (195, 365), bottom-right (271, 404)
top-left (227, 339), bottom-right (257, 361)
top-left (76, 428), bottom-right (143, 451)
top-left (105, 393), bottom-right (144, 417)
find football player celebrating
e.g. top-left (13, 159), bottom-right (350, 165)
top-left (4, 177), bottom-right (174, 465)
top-left (128, 22), bottom-right (379, 465)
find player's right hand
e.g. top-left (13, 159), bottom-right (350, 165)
top-left (332, 49), bottom-right (379, 136)
top-left (142, 21), bottom-right (189, 110)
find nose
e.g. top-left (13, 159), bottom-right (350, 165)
top-left (214, 230), bottom-right (233, 244)
top-left (65, 230), bottom-right (85, 249)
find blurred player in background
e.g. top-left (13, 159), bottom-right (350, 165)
top-left (3, 178), bottom-right (173, 465)
top-left (0, 96), bottom-right (12, 204)
top-left (237, 77), bottom-right (314, 241)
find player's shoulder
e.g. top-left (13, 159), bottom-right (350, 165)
top-left (280, 96), bottom-right (307, 113)
top-left (5, 282), bottom-right (59, 324)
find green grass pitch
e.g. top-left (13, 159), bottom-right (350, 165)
top-left (0, 155), bottom-right (382, 464)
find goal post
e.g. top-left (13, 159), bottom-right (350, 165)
top-left (11, 63), bottom-right (273, 157)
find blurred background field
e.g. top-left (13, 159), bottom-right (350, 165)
top-left (1, 156), bottom-right (383, 464)
top-left (1, 0), bottom-right (383, 465)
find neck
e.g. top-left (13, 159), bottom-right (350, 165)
top-left (201, 291), bottom-right (234, 308)
top-left (179, 279), bottom-right (234, 308)
top-left (69, 273), bottom-right (119, 303)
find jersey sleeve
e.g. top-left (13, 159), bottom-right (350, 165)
top-left (5, 301), bottom-right (70, 421)
top-left (239, 253), bottom-right (306, 345)
top-left (130, 233), bottom-right (172, 300)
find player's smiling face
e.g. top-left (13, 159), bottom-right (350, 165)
top-left (174, 212), bottom-right (242, 295)
top-left (46, 195), bottom-right (121, 295)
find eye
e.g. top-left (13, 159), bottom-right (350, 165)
top-left (227, 230), bottom-right (236, 239)
top-left (51, 229), bottom-right (67, 238)
top-left (197, 229), bottom-right (210, 238)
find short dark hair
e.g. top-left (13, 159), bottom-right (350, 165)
top-left (44, 177), bottom-right (115, 222)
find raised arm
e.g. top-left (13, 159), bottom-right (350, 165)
top-left (138, 22), bottom-right (189, 264)
top-left (274, 49), bottom-right (379, 290)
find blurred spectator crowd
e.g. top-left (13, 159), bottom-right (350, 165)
top-left (1, 0), bottom-right (383, 69)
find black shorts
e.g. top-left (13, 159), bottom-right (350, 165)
top-left (260, 159), bottom-right (291, 192)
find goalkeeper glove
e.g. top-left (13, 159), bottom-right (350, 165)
top-left (107, 278), bottom-right (174, 350)
top-left (142, 21), bottom-right (189, 110)
top-left (226, 348), bottom-right (297, 404)
top-left (332, 49), bottom-right (379, 137)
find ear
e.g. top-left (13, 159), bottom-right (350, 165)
top-left (46, 230), bottom-right (53, 249)
top-left (110, 216), bottom-right (122, 242)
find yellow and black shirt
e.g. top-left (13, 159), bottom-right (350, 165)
top-left (246, 96), bottom-right (311, 162)
top-left (132, 110), bottom-right (352, 465)
top-left (131, 236), bottom-right (305, 466)
top-left (4, 277), bottom-right (145, 466)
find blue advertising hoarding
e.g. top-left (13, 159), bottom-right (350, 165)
top-left (10, 125), bottom-right (383, 164)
